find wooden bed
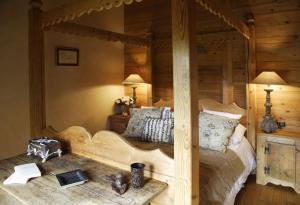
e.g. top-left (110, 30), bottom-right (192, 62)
top-left (28, 0), bottom-right (257, 204)
top-left (45, 99), bottom-right (250, 205)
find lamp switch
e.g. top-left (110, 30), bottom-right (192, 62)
top-left (277, 121), bottom-right (286, 129)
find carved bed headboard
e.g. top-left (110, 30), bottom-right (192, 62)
top-left (154, 98), bottom-right (248, 132)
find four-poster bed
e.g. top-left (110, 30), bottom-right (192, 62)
top-left (27, 0), bottom-right (257, 205)
top-left (43, 98), bottom-right (255, 205)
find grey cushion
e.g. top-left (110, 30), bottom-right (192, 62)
top-left (199, 112), bottom-right (239, 152)
top-left (124, 108), bottom-right (162, 137)
top-left (142, 117), bottom-right (174, 144)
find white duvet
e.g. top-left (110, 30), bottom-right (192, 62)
top-left (225, 137), bottom-right (256, 205)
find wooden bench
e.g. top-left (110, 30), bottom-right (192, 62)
top-left (0, 154), bottom-right (167, 205)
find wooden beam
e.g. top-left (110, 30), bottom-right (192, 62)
top-left (28, 0), bottom-right (46, 137)
top-left (47, 22), bottom-right (151, 47)
top-left (246, 15), bottom-right (257, 150)
top-left (222, 40), bottom-right (234, 104)
top-left (172, 0), bottom-right (199, 205)
top-left (42, 0), bottom-right (143, 29)
top-left (195, 0), bottom-right (250, 39)
top-left (153, 30), bottom-right (241, 49)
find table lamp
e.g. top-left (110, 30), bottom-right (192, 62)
top-left (252, 71), bottom-right (286, 133)
top-left (122, 74), bottom-right (145, 104)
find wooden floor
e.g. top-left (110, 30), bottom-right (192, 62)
top-left (235, 175), bottom-right (300, 205)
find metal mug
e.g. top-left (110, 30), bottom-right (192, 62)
top-left (130, 163), bottom-right (145, 189)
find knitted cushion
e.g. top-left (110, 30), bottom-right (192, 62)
top-left (142, 117), bottom-right (174, 144)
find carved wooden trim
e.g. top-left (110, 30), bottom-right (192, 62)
top-left (195, 0), bottom-right (250, 39)
top-left (45, 126), bottom-right (175, 178)
top-left (28, 0), bottom-right (46, 137)
top-left (42, 0), bottom-right (144, 29)
top-left (172, 0), bottom-right (199, 204)
top-left (153, 31), bottom-right (241, 49)
top-left (47, 22), bottom-right (151, 47)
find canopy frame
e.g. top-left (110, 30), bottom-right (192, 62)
top-left (28, 0), bottom-right (255, 204)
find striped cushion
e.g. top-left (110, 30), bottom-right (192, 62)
top-left (142, 117), bottom-right (174, 144)
top-left (161, 107), bottom-right (174, 119)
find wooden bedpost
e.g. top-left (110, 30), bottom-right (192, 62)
top-left (246, 14), bottom-right (257, 150)
top-left (172, 0), bottom-right (199, 205)
top-left (222, 39), bottom-right (234, 104)
top-left (147, 33), bottom-right (154, 105)
top-left (28, 0), bottom-right (46, 137)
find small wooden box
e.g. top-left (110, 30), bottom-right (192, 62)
top-left (109, 114), bottom-right (130, 134)
top-left (257, 131), bottom-right (300, 193)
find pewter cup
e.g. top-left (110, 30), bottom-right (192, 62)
top-left (130, 163), bottom-right (145, 189)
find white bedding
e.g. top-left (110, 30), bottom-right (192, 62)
top-left (225, 136), bottom-right (256, 205)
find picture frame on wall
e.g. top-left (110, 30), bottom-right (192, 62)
top-left (56, 47), bottom-right (79, 66)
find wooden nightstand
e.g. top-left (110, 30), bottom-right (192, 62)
top-left (257, 131), bottom-right (300, 193)
top-left (109, 114), bottom-right (130, 134)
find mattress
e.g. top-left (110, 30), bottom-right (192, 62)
top-left (125, 136), bottom-right (256, 205)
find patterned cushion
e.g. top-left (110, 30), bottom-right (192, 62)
top-left (199, 112), bottom-right (239, 152)
top-left (142, 117), bottom-right (174, 144)
top-left (124, 108), bottom-right (162, 137)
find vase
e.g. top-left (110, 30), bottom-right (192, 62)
top-left (120, 105), bottom-right (129, 116)
top-left (130, 163), bottom-right (145, 189)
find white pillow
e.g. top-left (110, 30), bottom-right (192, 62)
top-left (203, 108), bottom-right (242, 120)
top-left (141, 106), bottom-right (156, 109)
top-left (230, 124), bottom-right (247, 145)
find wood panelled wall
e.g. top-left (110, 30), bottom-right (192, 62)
top-left (125, 0), bottom-right (300, 133)
top-left (124, 0), bottom-right (247, 108)
top-left (124, 0), bottom-right (172, 106)
top-left (197, 31), bottom-right (246, 108)
top-left (231, 0), bottom-right (300, 133)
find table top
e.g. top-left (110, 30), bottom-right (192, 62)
top-left (0, 154), bottom-right (167, 205)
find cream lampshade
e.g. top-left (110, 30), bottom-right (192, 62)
top-left (252, 71), bottom-right (286, 86)
top-left (122, 74), bottom-right (145, 105)
top-left (123, 74), bottom-right (145, 85)
top-left (252, 71), bottom-right (286, 133)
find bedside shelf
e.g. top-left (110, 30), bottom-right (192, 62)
top-left (109, 114), bottom-right (130, 134)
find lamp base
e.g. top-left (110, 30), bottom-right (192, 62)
top-left (132, 86), bottom-right (137, 108)
top-left (261, 115), bottom-right (278, 133)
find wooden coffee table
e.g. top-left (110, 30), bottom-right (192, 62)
top-left (0, 154), bottom-right (167, 205)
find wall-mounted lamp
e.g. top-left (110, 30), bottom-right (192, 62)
top-left (252, 71), bottom-right (287, 133)
top-left (123, 74), bottom-right (145, 105)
